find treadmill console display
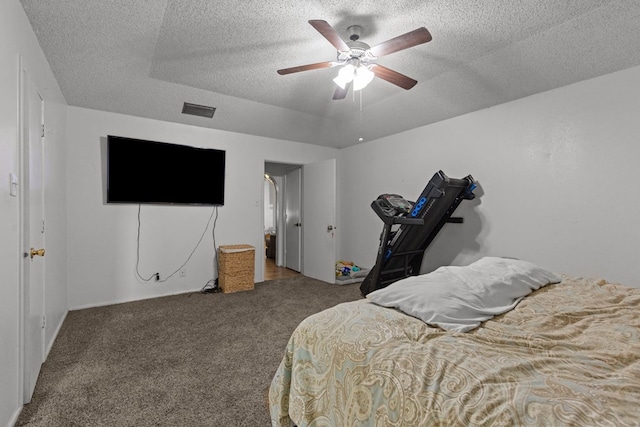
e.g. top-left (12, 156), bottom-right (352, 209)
top-left (376, 194), bottom-right (413, 216)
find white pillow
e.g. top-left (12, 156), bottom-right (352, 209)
top-left (366, 257), bottom-right (561, 332)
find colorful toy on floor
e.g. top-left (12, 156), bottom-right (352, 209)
top-left (336, 260), bottom-right (363, 277)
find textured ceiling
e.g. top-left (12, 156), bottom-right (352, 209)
top-left (19, 0), bottom-right (640, 148)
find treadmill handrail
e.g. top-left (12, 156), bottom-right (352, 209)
top-left (394, 217), bottom-right (425, 225)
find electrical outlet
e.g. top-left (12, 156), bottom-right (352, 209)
top-left (179, 268), bottom-right (186, 277)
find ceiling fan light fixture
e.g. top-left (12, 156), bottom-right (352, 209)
top-left (353, 65), bottom-right (374, 91)
top-left (333, 63), bottom-right (355, 89)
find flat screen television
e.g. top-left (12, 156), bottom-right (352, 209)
top-left (107, 135), bottom-right (225, 205)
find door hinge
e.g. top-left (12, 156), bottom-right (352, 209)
top-left (41, 219), bottom-right (45, 234)
top-left (41, 124), bottom-right (45, 138)
top-left (41, 315), bottom-right (46, 329)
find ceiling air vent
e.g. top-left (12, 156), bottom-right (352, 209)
top-left (182, 102), bottom-right (216, 118)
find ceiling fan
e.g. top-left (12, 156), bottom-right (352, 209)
top-left (277, 20), bottom-right (432, 100)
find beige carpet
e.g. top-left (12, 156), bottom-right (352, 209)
top-left (17, 277), bottom-right (362, 426)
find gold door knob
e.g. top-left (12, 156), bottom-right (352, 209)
top-left (30, 248), bottom-right (45, 258)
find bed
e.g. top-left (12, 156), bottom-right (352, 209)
top-left (269, 258), bottom-right (640, 426)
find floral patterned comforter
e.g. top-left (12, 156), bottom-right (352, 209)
top-left (269, 276), bottom-right (640, 426)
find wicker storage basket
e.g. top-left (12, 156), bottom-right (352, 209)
top-left (218, 244), bottom-right (255, 293)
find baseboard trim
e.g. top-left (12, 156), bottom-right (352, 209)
top-left (45, 310), bottom-right (68, 359)
top-left (69, 287), bottom-right (206, 311)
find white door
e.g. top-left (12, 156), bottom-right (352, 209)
top-left (21, 69), bottom-right (46, 403)
top-left (302, 158), bottom-right (336, 283)
top-left (284, 168), bottom-right (301, 271)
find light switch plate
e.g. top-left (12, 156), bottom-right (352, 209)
top-left (10, 173), bottom-right (18, 197)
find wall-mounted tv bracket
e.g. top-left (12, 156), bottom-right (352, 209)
top-left (360, 171), bottom-right (477, 296)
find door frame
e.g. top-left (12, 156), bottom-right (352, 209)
top-left (262, 159), bottom-right (337, 283)
top-left (263, 162), bottom-right (303, 281)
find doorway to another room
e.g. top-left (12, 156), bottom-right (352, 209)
top-left (264, 162), bottom-right (301, 281)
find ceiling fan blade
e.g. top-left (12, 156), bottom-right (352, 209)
top-left (309, 20), bottom-right (350, 52)
top-left (333, 82), bottom-right (352, 100)
top-left (369, 27), bottom-right (432, 58)
top-left (277, 61), bottom-right (335, 75)
top-left (371, 65), bottom-right (418, 90)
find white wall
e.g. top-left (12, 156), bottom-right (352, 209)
top-left (337, 65), bottom-right (640, 288)
top-left (0, 1), bottom-right (68, 426)
top-left (66, 107), bottom-right (338, 309)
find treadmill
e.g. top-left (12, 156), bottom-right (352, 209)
top-left (360, 170), bottom-right (477, 296)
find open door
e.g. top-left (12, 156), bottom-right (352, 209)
top-left (302, 158), bottom-right (336, 283)
top-left (20, 66), bottom-right (46, 403)
top-left (284, 168), bottom-right (301, 272)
